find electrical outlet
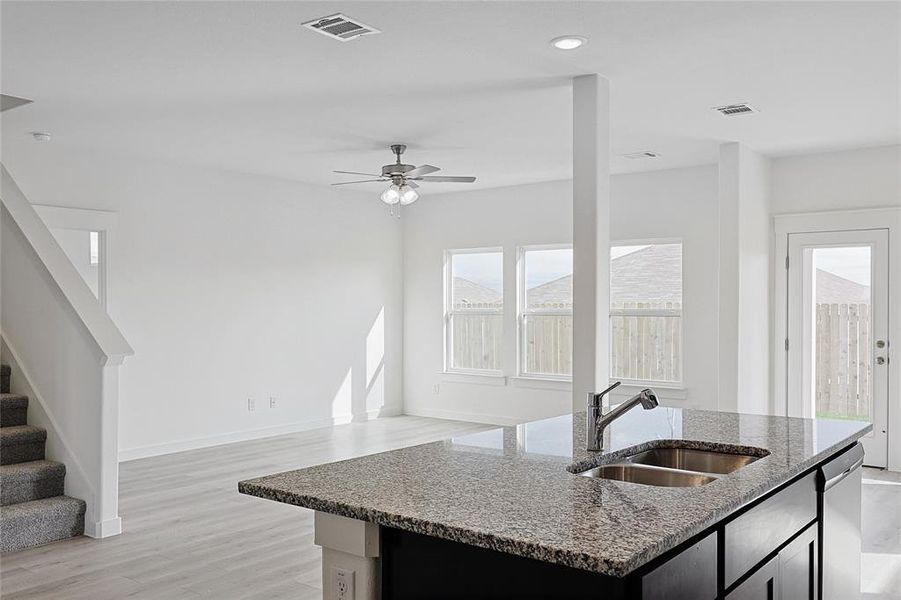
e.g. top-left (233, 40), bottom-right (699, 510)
top-left (269, 396), bottom-right (277, 409)
top-left (332, 567), bottom-right (354, 600)
top-left (247, 398), bottom-right (255, 412)
top-left (433, 384), bottom-right (440, 395)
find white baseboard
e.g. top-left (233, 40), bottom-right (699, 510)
top-left (85, 516), bottom-right (122, 539)
top-left (402, 406), bottom-right (526, 427)
top-left (355, 406), bottom-right (403, 422)
top-left (119, 414), bottom-right (356, 462)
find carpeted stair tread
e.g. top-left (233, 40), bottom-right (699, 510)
top-left (0, 426), bottom-right (46, 465)
top-left (0, 394), bottom-right (29, 427)
top-left (0, 394), bottom-right (28, 409)
top-left (1, 460), bottom-right (66, 506)
top-left (0, 496), bottom-right (86, 553)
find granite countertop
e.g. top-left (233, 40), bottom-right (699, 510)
top-left (238, 408), bottom-right (870, 577)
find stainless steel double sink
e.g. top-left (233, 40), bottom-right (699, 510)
top-left (577, 445), bottom-right (767, 487)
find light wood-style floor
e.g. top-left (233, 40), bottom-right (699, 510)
top-left (0, 416), bottom-right (491, 599)
top-left (0, 417), bottom-right (898, 599)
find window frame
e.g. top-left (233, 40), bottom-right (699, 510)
top-left (517, 243), bottom-right (574, 382)
top-left (609, 238), bottom-right (684, 387)
top-left (443, 247), bottom-right (505, 375)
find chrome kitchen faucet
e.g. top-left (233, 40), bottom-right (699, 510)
top-left (587, 382), bottom-right (659, 451)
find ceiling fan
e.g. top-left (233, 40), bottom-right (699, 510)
top-left (332, 144), bottom-right (476, 206)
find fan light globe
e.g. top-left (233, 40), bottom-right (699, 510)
top-left (380, 185), bottom-right (401, 205)
top-left (399, 185), bottom-right (419, 205)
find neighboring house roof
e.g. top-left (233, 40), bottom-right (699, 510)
top-left (452, 277), bottom-right (502, 307)
top-left (455, 247), bottom-right (870, 310)
top-left (816, 270), bottom-right (870, 304)
top-left (527, 274), bottom-right (572, 307)
top-left (611, 244), bottom-right (682, 304)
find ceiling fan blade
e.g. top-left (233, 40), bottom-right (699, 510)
top-left (405, 164), bottom-right (440, 178)
top-left (406, 181), bottom-right (419, 189)
top-left (415, 176), bottom-right (477, 183)
top-left (334, 170), bottom-right (383, 177)
top-left (331, 179), bottom-right (385, 186)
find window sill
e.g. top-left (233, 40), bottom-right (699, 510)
top-left (510, 376), bottom-right (572, 392)
top-left (609, 382), bottom-right (687, 402)
top-left (440, 371), bottom-right (507, 386)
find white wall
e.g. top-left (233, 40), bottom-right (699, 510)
top-left (771, 145), bottom-right (900, 213)
top-left (50, 228), bottom-right (100, 298)
top-left (403, 181), bottom-right (573, 424)
top-left (403, 166), bottom-right (720, 424)
top-left (3, 149), bottom-right (403, 459)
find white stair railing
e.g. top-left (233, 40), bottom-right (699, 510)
top-left (0, 163), bottom-right (133, 538)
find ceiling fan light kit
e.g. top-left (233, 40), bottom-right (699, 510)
top-left (333, 144), bottom-right (476, 214)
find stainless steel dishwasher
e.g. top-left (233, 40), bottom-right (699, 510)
top-left (817, 442), bottom-right (865, 600)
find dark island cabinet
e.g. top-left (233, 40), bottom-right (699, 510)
top-left (381, 471), bottom-right (820, 600)
top-left (724, 523), bottom-right (817, 600)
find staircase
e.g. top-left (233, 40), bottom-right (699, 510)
top-left (0, 364), bottom-right (86, 552)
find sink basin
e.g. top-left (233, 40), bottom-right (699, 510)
top-left (579, 464), bottom-right (716, 487)
top-left (624, 447), bottom-right (760, 474)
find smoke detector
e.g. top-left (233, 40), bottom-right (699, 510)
top-left (30, 132), bottom-right (52, 142)
top-left (302, 13), bottom-right (381, 42)
top-left (622, 151), bottom-right (660, 160)
top-left (713, 103), bottom-right (758, 117)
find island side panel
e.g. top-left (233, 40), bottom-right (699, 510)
top-left (380, 526), bottom-right (630, 600)
top-left (314, 511), bottom-right (380, 600)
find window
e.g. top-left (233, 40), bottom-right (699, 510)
top-left (445, 249), bottom-right (504, 372)
top-left (610, 242), bottom-right (683, 384)
top-left (89, 231), bottom-right (100, 266)
top-left (519, 245), bottom-right (573, 379)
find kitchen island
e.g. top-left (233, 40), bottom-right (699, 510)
top-left (239, 408), bottom-right (870, 599)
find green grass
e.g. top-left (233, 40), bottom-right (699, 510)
top-left (815, 411), bottom-right (870, 422)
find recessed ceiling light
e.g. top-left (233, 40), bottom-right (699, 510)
top-left (29, 131), bottom-right (52, 142)
top-left (551, 36), bottom-right (586, 50)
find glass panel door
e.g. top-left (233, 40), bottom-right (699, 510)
top-left (787, 230), bottom-right (889, 467)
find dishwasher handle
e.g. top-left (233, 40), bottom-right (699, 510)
top-left (817, 442), bottom-right (865, 492)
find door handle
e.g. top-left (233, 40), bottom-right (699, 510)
top-left (876, 356), bottom-right (886, 365)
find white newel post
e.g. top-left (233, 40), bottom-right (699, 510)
top-left (314, 512), bottom-right (380, 600)
top-left (572, 74), bottom-right (612, 413)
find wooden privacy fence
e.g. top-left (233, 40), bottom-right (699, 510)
top-left (610, 302), bottom-right (681, 383)
top-left (815, 303), bottom-right (871, 419)
top-left (451, 301), bottom-right (683, 380)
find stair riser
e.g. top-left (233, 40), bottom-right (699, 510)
top-left (1, 407), bottom-right (28, 427)
top-left (0, 443), bottom-right (45, 465)
top-left (1, 473), bottom-right (65, 506)
top-left (0, 507), bottom-right (85, 553)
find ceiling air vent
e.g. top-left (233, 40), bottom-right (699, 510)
top-left (622, 151), bottom-right (660, 160)
top-left (713, 103), bottom-right (757, 117)
top-left (302, 13), bottom-right (381, 42)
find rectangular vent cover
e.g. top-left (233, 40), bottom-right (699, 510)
top-left (302, 13), bottom-right (380, 42)
top-left (713, 103), bottom-right (757, 116)
top-left (622, 151), bottom-right (660, 160)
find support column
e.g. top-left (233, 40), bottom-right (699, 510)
top-left (717, 142), bottom-right (772, 414)
top-left (572, 74), bottom-right (612, 412)
top-left (314, 512), bottom-right (380, 600)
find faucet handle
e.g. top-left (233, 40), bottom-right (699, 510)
top-left (588, 381), bottom-right (622, 407)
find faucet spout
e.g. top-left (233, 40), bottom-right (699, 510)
top-left (586, 384), bottom-right (658, 452)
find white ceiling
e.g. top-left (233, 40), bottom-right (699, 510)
top-left (1, 1), bottom-right (898, 193)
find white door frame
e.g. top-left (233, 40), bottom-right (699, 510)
top-left (774, 207), bottom-right (901, 471)
top-left (33, 205), bottom-right (116, 310)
